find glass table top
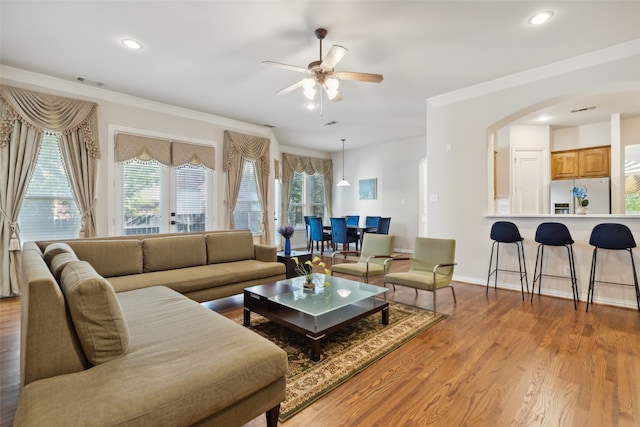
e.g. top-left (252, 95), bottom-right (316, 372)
top-left (269, 274), bottom-right (388, 317)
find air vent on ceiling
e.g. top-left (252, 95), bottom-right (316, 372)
top-left (322, 120), bottom-right (338, 126)
top-left (263, 124), bottom-right (275, 128)
top-left (76, 77), bottom-right (104, 87)
top-left (570, 106), bottom-right (597, 113)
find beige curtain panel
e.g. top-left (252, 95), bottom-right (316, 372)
top-left (0, 85), bottom-right (100, 297)
top-left (223, 130), bottom-right (271, 244)
top-left (282, 153), bottom-right (334, 221)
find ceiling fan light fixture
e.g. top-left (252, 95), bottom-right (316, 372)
top-left (326, 77), bottom-right (339, 91)
top-left (302, 78), bottom-right (316, 90)
top-left (337, 138), bottom-right (350, 187)
top-left (303, 87), bottom-right (316, 100)
top-left (326, 89), bottom-right (339, 100)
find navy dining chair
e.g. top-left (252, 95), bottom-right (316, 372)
top-left (309, 216), bottom-right (331, 255)
top-left (365, 216), bottom-right (381, 229)
top-left (303, 215), bottom-right (313, 251)
top-left (330, 217), bottom-right (358, 252)
top-left (376, 217), bottom-right (391, 234)
top-left (346, 215), bottom-right (359, 226)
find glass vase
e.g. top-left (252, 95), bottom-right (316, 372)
top-left (284, 238), bottom-right (291, 255)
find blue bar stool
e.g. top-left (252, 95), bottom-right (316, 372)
top-left (487, 221), bottom-right (529, 300)
top-left (530, 222), bottom-right (579, 309)
top-left (586, 223), bottom-right (640, 312)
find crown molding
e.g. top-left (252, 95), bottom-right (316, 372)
top-left (0, 65), bottom-right (273, 138)
top-left (428, 38), bottom-right (640, 108)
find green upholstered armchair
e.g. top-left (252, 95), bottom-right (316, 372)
top-left (331, 234), bottom-right (395, 283)
top-left (384, 237), bottom-right (457, 314)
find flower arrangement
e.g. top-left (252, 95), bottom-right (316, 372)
top-left (292, 256), bottom-right (331, 289)
top-left (277, 224), bottom-right (295, 239)
top-left (572, 185), bottom-right (589, 207)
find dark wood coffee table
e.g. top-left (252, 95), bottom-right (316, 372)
top-left (244, 276), bottom-right (389, 362)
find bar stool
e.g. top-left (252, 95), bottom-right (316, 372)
top-left (530, 222), bottom-right (579, 309)
top-left (586, 223), bottom-right (640, 312)
top-left (487, 221), bottom-right (529, 300)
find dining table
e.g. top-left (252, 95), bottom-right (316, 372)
top-left (323, 224), bottom-right (377, 249)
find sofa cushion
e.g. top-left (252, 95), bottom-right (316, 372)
top-left (43, 242), bottom-right (75, 266)
top-left (60, 261), bottom-right (129, 365)
top-left (206, 231), bottom-right (255, 264)
top-left (107, 260), bottom-right (286, 295)
top-left (50, 252), bottom-right (79, 282)
top-left (66, 240), bottom-right (143, 278)
top-left (142, 234), bottom-right (207, 273)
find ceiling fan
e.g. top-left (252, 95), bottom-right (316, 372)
top-left (263, 28), bottom-right (383, 103)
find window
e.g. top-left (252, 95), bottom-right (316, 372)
top-left (115, 135), bottom-right (214, 235)
top-left (19, 133), bottom-right (81, 241)
top-left (288, 172), bottom-right (304, 227)
top-left (234, 159), bottom-right (263, 233)
top-left (175, 165), bottom-right (209, 232)
top-left (288, 172), bottom-right (326, 227)
top-left (120, 159), bottom-right (164, 235)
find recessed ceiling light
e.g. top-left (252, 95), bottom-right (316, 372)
top-left (536, 115), bottom-right (551, 122)
top-left (121, 39), bottom-right (142, 50)
top-left (528, 11), bottom-right (554, 26)
top-left (304, 102), bottom-right (318, 110)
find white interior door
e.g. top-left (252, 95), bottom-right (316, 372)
top-left (511, 148), bottom-right (547, 214)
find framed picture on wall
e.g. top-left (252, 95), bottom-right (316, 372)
top-left (359, 178), bottom-right (377, 200)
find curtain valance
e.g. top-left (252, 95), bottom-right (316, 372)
top-left (281, 153), bottom-right (334, 222)
top-left (115, 133), bottom-right (215, 170)
top-left (282, 153), bottom-right (333, 180)
top-left (0, 85), bottom-right (100, 158)
top-left (172, 141), bottom-right (215, 170)
top-left (223, 130), bottom-right (270, 170)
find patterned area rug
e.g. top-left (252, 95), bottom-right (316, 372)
top-left (231, 301), bottom-right (447, 421)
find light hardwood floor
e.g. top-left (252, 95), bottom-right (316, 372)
top-left (2, 257), bottom-right (640, 426)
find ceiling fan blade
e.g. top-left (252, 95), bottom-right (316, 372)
top-left (321, 45), bottom-right (348, 70)
top-left (331, 92), bottom-right (343, 102)
top-left (262, 61), bottom-right (309, 73)
top-left (276, 80), bottom-right (304, 95)
top-left (334, 71), bottom-right (384, 83)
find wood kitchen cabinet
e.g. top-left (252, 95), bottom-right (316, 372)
top-left (551, 150), bottom-right (579, 179)
top-left (551, 145), bottom-right (610, 180)
top-left (578, 146), bottom-right (610, 177)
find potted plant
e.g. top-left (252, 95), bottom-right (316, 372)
top-left (291, 256), bottom-right (331, 289)
top-left (571, 185), bottom-right (589, 214)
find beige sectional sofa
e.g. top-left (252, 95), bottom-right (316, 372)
top-left (16, 230), bottom-right (288, 426)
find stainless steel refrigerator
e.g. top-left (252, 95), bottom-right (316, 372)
top-left (550, 177), bottom-right (610, 214)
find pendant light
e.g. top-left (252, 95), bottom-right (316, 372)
top-left (337, 138), bottom-right (350, 187)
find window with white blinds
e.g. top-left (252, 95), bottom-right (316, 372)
top-left (175, 165), bottom-right (208, 232)
top-left (18, 133), bottom-right (81, 241)
top-left (120, 159), bottom-right (164, 235)
top-left (115, 132), bottom-right (214, 235)
top-left (287, 172), bottom-right (326, 227)
top-left (234, 159), bottom-right (263, 233)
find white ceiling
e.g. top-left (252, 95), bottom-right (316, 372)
top-left (2, 1), bottom-right (640, 152)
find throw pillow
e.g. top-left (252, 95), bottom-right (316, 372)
top-left (43, 242), bottom-right (75, 266)
top-left (60, 261), bottom-right (129, 365)
top-left (50, 252), bottom-right (80, 282)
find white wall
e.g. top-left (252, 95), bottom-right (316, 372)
top-left (552, 122), bottom-right (611, 151)
top-left (426, 48), bottom-right (640, 309)
top-left (331, 136), bottom-right (425, 252)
